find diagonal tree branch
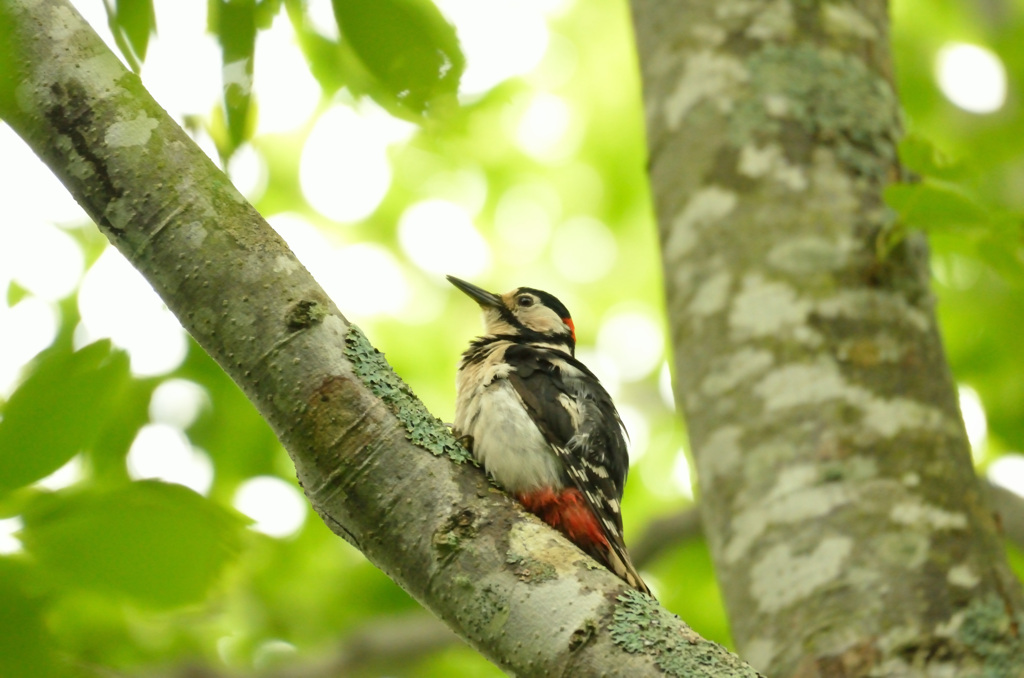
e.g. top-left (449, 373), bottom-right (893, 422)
top-left (0, 0), bottom-right (759, 675)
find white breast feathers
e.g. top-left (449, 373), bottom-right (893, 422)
top-left (455, 378), bottom-right (563, 494)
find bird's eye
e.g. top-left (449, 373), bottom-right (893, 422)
top-left (517, 295), bottom-right (534, 307)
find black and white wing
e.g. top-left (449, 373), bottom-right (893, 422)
top-left (504, 344), bottom-right (649, 594)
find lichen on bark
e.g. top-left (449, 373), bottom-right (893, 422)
top-left (343, 325), bottom-right (471, 463)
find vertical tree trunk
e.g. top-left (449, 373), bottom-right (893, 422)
top-left (630, 0), bottom-right (1024, 674)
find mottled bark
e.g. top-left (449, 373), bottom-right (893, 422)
top-left (0, 0), bottom-right (759, 674)
top-left (631, 0), bottom-right (1024, 675)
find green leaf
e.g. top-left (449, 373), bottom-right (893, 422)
top-left (5, 279), bottom-right (29, 307)
top-left (287, 14), bottom-right (361, 98)
top-left (332, 0), bottom-right (464, 116)
top-left (0, 341), bottom-right (129, 492)
top-left (0, 560), bottom-right (67, 678)
top-left (885, 181), bottom-right (1024, 280)
top-left (103, 0), bottom-right (157, 73)
top-left (255, 0), bottom-right (283, 29)
top-left (212, 0), bottom-right (258, 156)
top-left (117, 0), bottom-right (156, 63)
top-left (887, 135), bottom-right (1024, 280)
top-left (884, 181), bottom-right (990, 232)
top-left (21, 481), bottom-right (246, 608)
top-left (897, 134), bottom-right (967, 181)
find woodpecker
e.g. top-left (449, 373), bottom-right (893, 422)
top-left (447, 275), bottom-right (650, 595)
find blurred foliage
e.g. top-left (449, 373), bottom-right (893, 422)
top-left (1, 0), bottom-right (1024, 676)
top-left (103, 0), bottom-right (156, 72)
top-left (891, 0), bottom-right (1024, 457)
top-left (22, 481), bottom-right (246, 608)
top-left (0, 340), bottom-right (129, 491)
top-left (331, 0), bottom-right (464, 117)
top-left (210, 0), bottom-right (259, 157)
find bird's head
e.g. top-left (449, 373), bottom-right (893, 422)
top-left (447, 275), bottom-right (576, 352)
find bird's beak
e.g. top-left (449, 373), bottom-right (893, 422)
top-left (447, 275), bottom-right (503, 309)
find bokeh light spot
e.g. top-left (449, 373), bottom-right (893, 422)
top-left (233, 475), bottom-right (307, 538)
top-left (127, 424), bottom-right (214, 495)
top-left (617, 404), bottom-right (650, 463)
top-left (435, 0), bottom-right (550, 97)
top-left (0, 517), bottom-right (23, 555)
top-left (254, 639), bottom-right (299, 669)
top-left (575, 347), bottom-right (621, 399)
top-left (35, 455), bottom-right (84, 491)
top-left (2, 222), bottom-right (83, 301)
top-left (421, 167), bottom-right (490, 218)
top-left (304, 0), bottom-right (340, 40)
top-left (0, 298), bottom-right (59, 397)
top-left (139, 4), bottom-right (222, 116)
top-left (550, 216), bottom-right (617, 283)
top-left (597, 310), bottom-right (664, 382)
top-left (516, 92), bottom-right (578, 161)
top-left (0, 123), bottom-right (87, 225)
top-left (528, 31), bottom-right (579, 91)
top-left (150, 379), bottom-right (210, 430)
top-left (659, 362), bottom-right (677, 411)
top-left (399, 200), bottom-right (491, 278)
top-left (989, 454), bottom-right (1024, 497)
top-left (253, 15), bottom-right (321, 134)
top-left (301, 103), bottom-right (415, 223)
top-left (271, 214), bottom-right (412, 318)
top-left (332, 243), bottom-right (413, 318)
top-left (671, 450), bottom-right (695, 499)
top-left (77, 248), bottom-right (188, 377)
top-left (494, 183), bottom-right (559, 264)
top-left (226, 143), bottom-right (268, 201)
top-left (936, 43), bottom-right (1006, 114)
top-left (958, 385), bottom-right (988, 462)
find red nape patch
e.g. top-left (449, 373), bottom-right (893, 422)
top-left (562, 317), bottom-right (576, 342)
top-left (518, 488), bottom-right (607, 550)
